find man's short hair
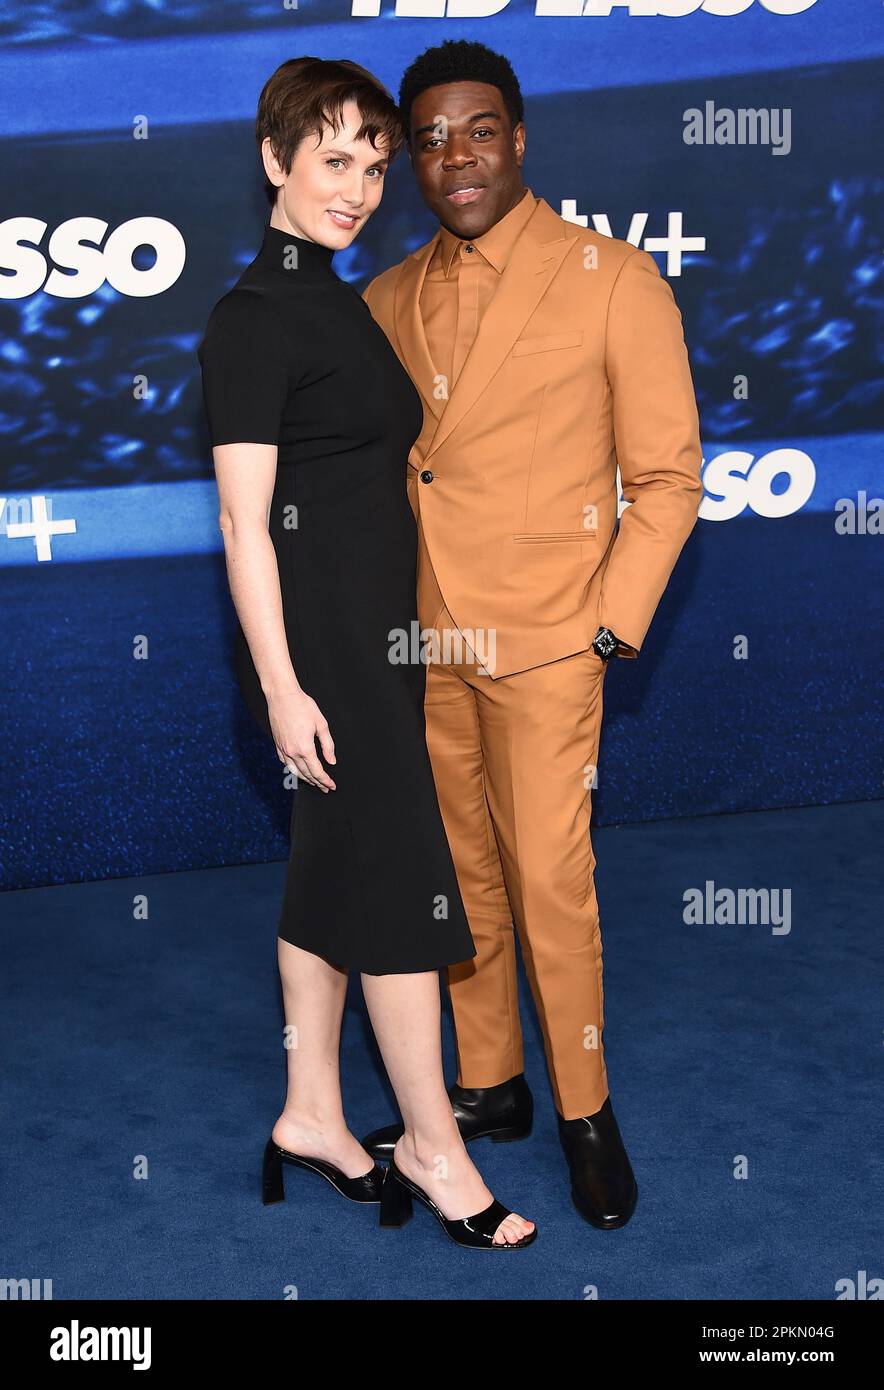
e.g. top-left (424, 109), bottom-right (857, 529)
top-left (398, 40), bottom-right (524, 139)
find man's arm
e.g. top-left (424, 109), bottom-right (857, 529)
top-left (361, 271), bottom-right (399, 351)
top-left (598, 248), bottom-right (704, 654)
top-left (361, 274), bottom-right (379, 311)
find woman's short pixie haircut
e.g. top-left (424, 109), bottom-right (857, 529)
top-left (256, 56), bottom-right (406, 209)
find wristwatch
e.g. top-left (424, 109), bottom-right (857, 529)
top-left (592, 626), bottom-right (620, 662)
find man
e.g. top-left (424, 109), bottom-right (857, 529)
top-left (361, 40), bottom-right (703, 1229)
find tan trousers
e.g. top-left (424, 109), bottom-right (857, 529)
top-left (422, 583), bottom-right (611, 1121)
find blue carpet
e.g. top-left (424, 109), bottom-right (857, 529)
top-left (2, 800), bottom-right (881, 1301)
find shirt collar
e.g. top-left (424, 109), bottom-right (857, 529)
top-left (436, 188), bottom-right (537, 277)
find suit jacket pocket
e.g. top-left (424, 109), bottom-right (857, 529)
top-left (511, 329), bottom-right (584, 357)
top-left (513, 529), bottom-right (596, 542)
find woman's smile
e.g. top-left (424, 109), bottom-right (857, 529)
top-left (326, 208), bottom-right (359, 229)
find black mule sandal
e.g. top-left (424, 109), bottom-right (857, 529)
top-left (262, 1136), bottom-right (385, 1205)
top-left (378, 1156), bottom-right (537, 1249)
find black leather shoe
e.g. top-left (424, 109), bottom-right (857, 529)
top-left (557, 1097), bottom-right (638, 1229)
top-left (362, 1074), bottom-right (534, 1159)
top-left (262, 1137), bottom-right (385, 1205)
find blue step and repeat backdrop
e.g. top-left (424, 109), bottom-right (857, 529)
top-left (1, 1), bottom-right (881, 891)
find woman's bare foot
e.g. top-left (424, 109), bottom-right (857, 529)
top-left (271, 1109), bottom-right (374, 1179)
top-left (392, 1131), bottom-right (534, 1245)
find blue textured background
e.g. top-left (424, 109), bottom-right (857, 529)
top-left (1, 1), bottom-right (882, 888)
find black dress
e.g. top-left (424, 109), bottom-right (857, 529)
top-left (197, 223), bottom-right (475, 975)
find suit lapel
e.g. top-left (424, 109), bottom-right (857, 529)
top-left (423, 202), bottom-right (579, 463)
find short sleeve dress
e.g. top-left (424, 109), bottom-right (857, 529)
top-left (197, 223), bottom-right (475, 975)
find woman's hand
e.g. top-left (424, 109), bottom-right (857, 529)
top-left (268, 687), bottom-right (337, 793)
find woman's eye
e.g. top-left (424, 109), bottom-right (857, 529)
top-left (327, 158), bottom-right (343, 169)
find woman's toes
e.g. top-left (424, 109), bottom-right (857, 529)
top-left (493, 1214), bottom-right (535, 1245)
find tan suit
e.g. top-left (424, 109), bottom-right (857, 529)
top-left (364, 192), bottom-right (702, 1118)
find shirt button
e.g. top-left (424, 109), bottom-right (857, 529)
top-left (465, 244), bottom-right (474, 253)
top-left (420, 470), bottom-right (434, 484)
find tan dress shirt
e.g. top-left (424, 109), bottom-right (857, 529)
top-left (419, 188), bottom-right (538, 396)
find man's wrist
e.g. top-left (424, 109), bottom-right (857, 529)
top-left (593, 626), bottom-right (637, 661)
top-left (592, 626), bottom-right (619, 661)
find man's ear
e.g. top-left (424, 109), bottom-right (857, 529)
top-left (513, 121), bottom-right (526, 167)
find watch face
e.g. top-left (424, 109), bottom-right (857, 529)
top-left (594, 628), bottom-right (618, 660)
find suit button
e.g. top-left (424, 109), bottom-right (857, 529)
top-left (420, 470), bottom-right (434, 484)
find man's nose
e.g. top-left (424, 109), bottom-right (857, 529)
top-left (442, 140), bottom-right (477, 169)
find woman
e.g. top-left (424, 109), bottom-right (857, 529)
top-left (197, 57), bottom-right (535, 1250)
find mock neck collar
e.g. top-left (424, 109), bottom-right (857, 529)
top-left (256, 223), bottom-right (337, 281)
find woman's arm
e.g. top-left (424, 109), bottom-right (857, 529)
top-left (213, 441), bottom-right (336, 792)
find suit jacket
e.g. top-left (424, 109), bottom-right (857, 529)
top-left (363, 196), bottom-right (703, 679)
